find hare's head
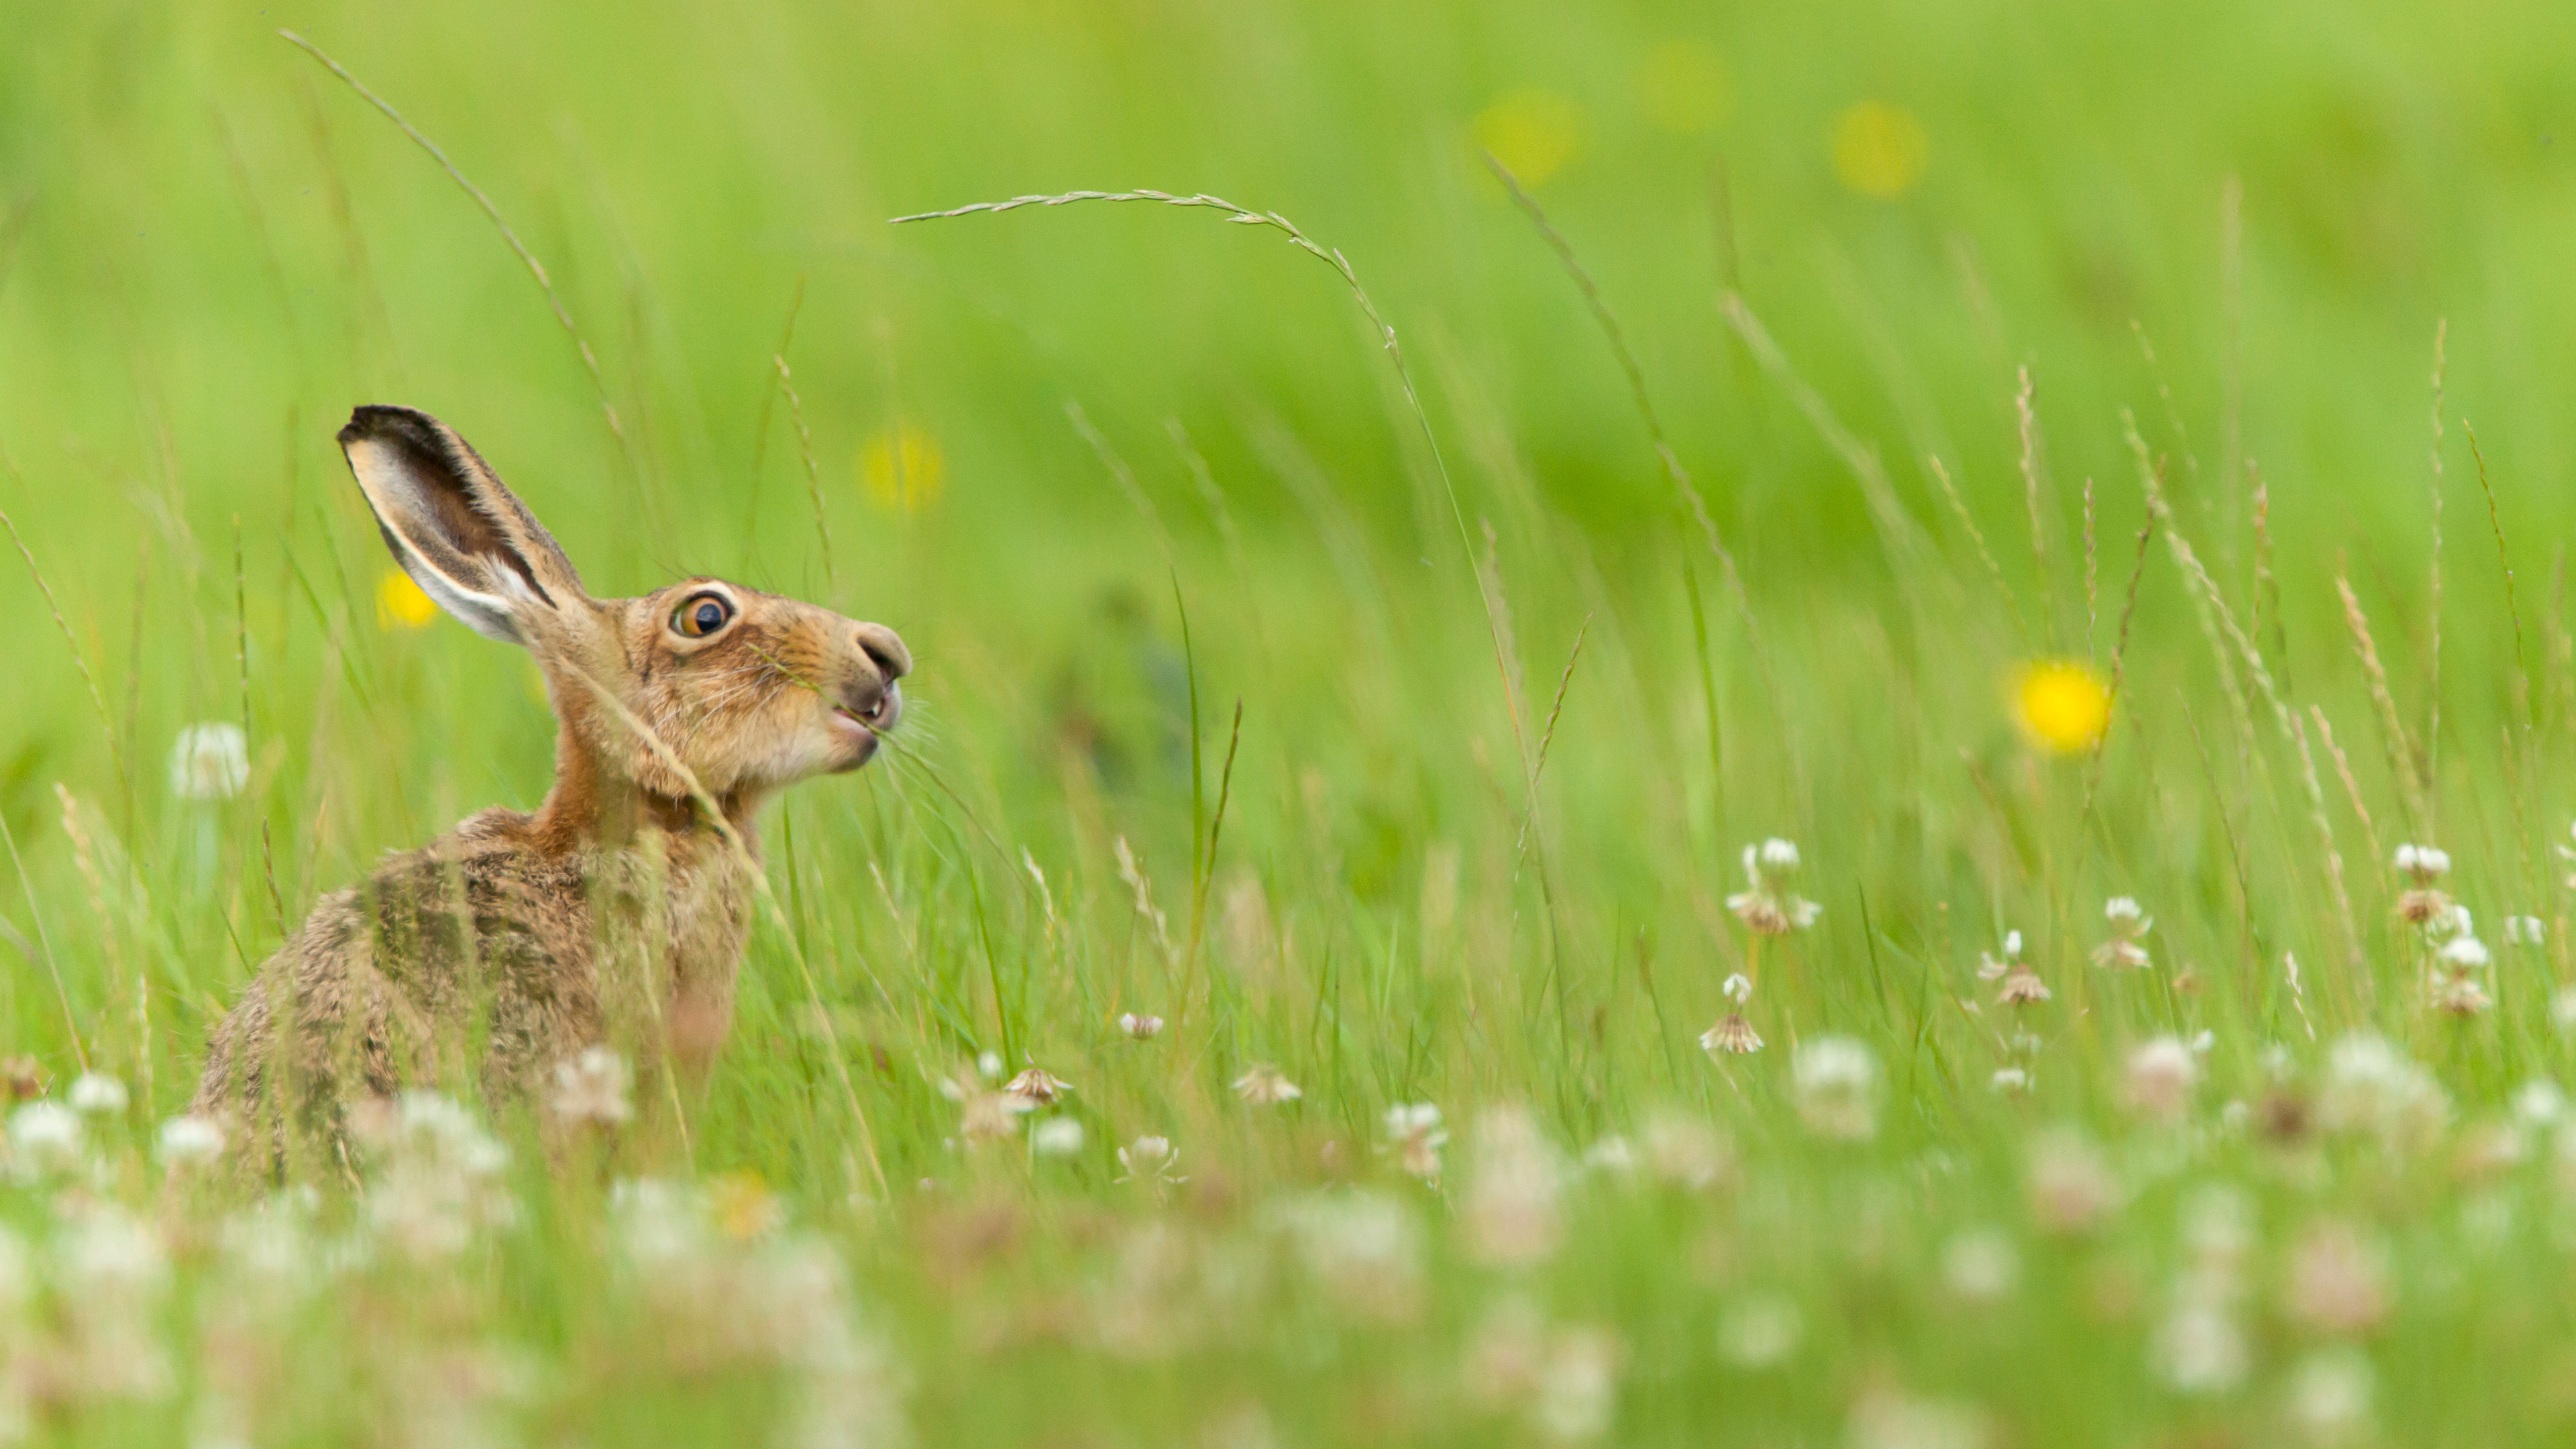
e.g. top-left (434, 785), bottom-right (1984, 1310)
top-left (339, 406), bottom-right (910, 812)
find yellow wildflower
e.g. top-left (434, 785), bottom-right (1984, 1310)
top-left (1831, 101), bottom-right (1929, 199)
top-left (1473, 89), bottom-right (1583, 187)
top-left (707, 1171), bottom-right (784, 1240)
top-left (377, 570), bottom-right (439, 630)
top-left (858, 422), bottom-right (946, 513)
top-left (2012, 660), bottom-right (2110, 753)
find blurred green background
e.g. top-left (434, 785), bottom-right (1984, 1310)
top-left (4, 0), bottom-right (2572, 1083)
top-left (10, 0), bottom-right (2575, 588)
top-left (7, 0), bottom-right (2575, 1098)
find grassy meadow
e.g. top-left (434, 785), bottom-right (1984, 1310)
top-left (9, 0), bottom-right (2576, 1442)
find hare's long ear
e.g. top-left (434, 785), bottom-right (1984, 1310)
top-left (337, 406), bottom-right (590, 646)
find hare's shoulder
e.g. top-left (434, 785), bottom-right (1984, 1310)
top-left (357, 808), bottom-right (596, 981)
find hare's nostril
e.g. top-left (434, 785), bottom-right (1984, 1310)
top-left (855, 626), bottom-right (909, 682)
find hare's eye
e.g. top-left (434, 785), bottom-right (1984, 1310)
top-left (672, 592), bottom-right (734, 639)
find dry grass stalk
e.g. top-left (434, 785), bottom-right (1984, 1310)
top-left (770, 354), bottom-right (836, 592)
top-left (2124, 411), bottom-right (2257, 757)
top-left (2285, 714), bottom-right (2363, 971)
top-left (1720, 291), bottom-right (1926, 570)
top-left (892, 185), bottom-right (1528, 789)
top-left (2334, 574), bottom-right (2428, 831)
top-left (2308, 705), bottom-right (2383, 881)
top-left (2249, 463), bottom-right (2284, 678)
top-left (2083, 477), bottom-right (2098, 659)
top-left (2462, 422), bottom-right (2533, 730)
top-left (2015, 366), bottom-right (2055, 639)
top-left (2424, 319), bottom-right (2448, 818)
top-left (1476, 156), bottom-right (1752, 602)
top-left (1066, 400), bottom-right (1171, 547)
top-left (281, 31), bottom-right (627, 453)
top-left (2127, 413), bottom-right (2357, 963)
top-left (1475, 150), bottom-right (1780, 778)
top-left (1927, 455), bottom-right (2029, 641)
top-left (55, 787), bottom-right (144, 1085)
top-left (2082, 520), bottom-right (2158, 822)
top-left (0, 804), bottom-right (85, 1072)
top-left (1477, 521), bottom-right (1534, 759)
top-left (1513, 617), bottom-right (1593, 881)
top-left (0, 491), bottom-right (126, 784)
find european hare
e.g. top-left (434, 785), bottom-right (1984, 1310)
top-left (195, 406), bottom-right (908, 1165)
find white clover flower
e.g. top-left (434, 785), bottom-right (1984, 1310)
top-left (2093, 897), bottom-right (2153, 969)
top-left (1002, 1067), bottom-right (1073, 1108)
top-left (1531, 1326), bottom-right (1619, 1443)
top-left (1726, 839), bottom-right (1820, 935)
top-left (1635, 1114), bottom-right (1730, 1191)
top-left (941, 1067), bottom-right (1031, 1144)
top-left (1941, 1229), bottom-right (2020, 1303)
top-left (1582, 1135), bottom-right (1637, 1177)
top-left (2284, 1347), bottom-right (2375, 1444)
top-left (1462, 1107), bottom-right (1566, 1267)
top-left (1978, 929), bottom-right (2024, 981)
top-left (1029, 1117), bottom-right (1085, 1157)
top-left (2318, 1034), bottom-right (2449, 1152)
top-left (1383, 1104), bottom-right (1449, 1180)
top-left (1721, 973), bottom-right (1753, 1004)
top-left (9, 1100), bottom-right (83, 1175)
top-left (1699, 1012), bottom-right (1764, 1055)
top-left (2438, 934), bottom-right (2492, 969)
top-left (2284, 1222), bottom-right (2388, 1335)
top-left (1115, 1134), bottom-right (1183, 1187)
top-left (66, 1072), bottom-right (128, 1115)
top-left (2517, 1081), bottom-right (2569, 1128)
top-left (168, 722), bottom-right (250, 800)
top-left (608, 1178), bottom-right (707, 1265)
top-left (154, 1114), bottom-right (225, 1168)
top-left (2508, 915), bottom-right (2548, 946)
top-left (1232, 1065), bottom-right (1302, 1105)
top-left (2027, 1129), bottom-right (2120, 1234)
top-left (1789, 1036), bottom-right (1880, 1140)
top-left (62, 1202), bottom-right (169, 1289)
top-left (1989, 1067), bottom-right (2031, 1095)
top-left (1716, 1291), bottom-right (1803, 1370)
top-left (1116, 1012), bottom-right (1165, 1040)
top-left (1847, 1387), bottom-right (1989, 1449)
top-left (549, 1046), bottom-right (634, 1128)
top-left (2152, 1301), bottom-right (2249, 1394)
top-left (2125, 1037), bottom-right (2198, 1122)
top-left (2394, 843), bottom-right (2453, 879)
top-left (362, 1091), bottom-right (516, 1258)
top-left (1271, 1189), bottom-right (1422, 1324)
top-left (975, 1051), bottom-right (1005, 1079)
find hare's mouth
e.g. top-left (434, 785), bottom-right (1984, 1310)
top-left (827, 686), bottom-right (900, 767)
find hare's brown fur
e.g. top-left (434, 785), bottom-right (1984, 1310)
top-left (194, 407), bottom-right (908, 1167)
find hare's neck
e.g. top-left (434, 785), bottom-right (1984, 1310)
top-left (528, 717), bottom-right (769, 856)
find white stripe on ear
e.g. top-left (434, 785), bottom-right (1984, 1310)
top-left (337, 407), bottom-right (590, 651)
top-left (380, 530), bottom-right (525, 644)
top-left (346, 435), bottom-right (533, 644)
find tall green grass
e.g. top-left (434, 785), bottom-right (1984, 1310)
top-left (3, 1), bottom-right (2576, 1443)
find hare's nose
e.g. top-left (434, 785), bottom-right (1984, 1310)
top-left (853, 622), bottom-right (910, 683)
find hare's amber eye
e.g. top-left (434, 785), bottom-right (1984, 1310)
top-left (672, 592), bottom-right (734, 639)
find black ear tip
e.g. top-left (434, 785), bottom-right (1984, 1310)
top-left (338, 405), bottom-right (441, 451)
